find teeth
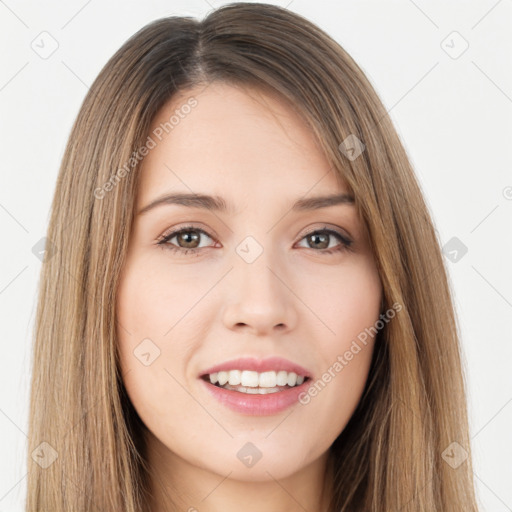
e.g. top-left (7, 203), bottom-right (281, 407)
top-left (258, 371), bottom-right (276, 387)
top-left (217, 371), bottom-right (229, 386)
top-left (276, 370), bottom-right (288, 386)
top-left (228, 370), bottom-right (241, 385)
top-left (222, 383), bottom-right (283, 394)
top-left (241, 370), bottom-right (259, 387)
top-left (207, 370), bottom-right (307, 388)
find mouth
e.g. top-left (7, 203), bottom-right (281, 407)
top-left (197, 356), bottom-right (313, 415)
top-left (200, 370), bottom-right (311, 395)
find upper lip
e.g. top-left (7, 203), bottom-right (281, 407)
top-left (199, 356), bottom-right (312, 379)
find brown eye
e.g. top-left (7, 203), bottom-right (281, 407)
top-left (157, 226), bottom-right (215, 254)
top-left (306, 232), bottom-right (330, 249)
top-left (175, 230), bottom-right (201, 249)
top-left (296, 228), bottom-right (353, 254)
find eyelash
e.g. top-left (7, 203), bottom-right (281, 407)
top-left (156, 224), bottom-right (353, 257)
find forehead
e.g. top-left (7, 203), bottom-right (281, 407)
top-left (137, 81), bottom-right (349, 207)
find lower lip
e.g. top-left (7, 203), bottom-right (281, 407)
top-left (200, 378), bottom-right (311, 416)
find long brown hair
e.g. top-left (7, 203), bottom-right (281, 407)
top-left (26, 3), bottom-right (479, 510)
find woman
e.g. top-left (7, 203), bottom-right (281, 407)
top-left (26, 3), bottom-right (479, 511)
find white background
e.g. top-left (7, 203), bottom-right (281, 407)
top-left (0, 1), bottom-right (511, 510)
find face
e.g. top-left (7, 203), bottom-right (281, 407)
top-left (116, 81), bottom-right (382, 488)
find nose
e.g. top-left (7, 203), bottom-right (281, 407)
top-left (221, 251), bottom-right (299, 336)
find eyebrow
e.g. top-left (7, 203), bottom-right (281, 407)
top-left (137, 191), bottom-right (355, 216)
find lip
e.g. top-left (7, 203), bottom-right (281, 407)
top-left (199, 356), bottom-right (312, 379)
top-left (199, 376), bottom-right (312, 416)
top-left (198, 356), bottom-right (313, 416)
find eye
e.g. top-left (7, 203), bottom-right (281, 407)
top-left (156, 224), bottom-right (353, 256)
top-left (295, 226), bottom-right (353, 255)
top-left (156, 225), bottom-right (216, 256)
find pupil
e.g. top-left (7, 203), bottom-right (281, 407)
top-left (179, 231), bottom-right (199, 248)
top-left (310, 233), bottom-right (328, 249)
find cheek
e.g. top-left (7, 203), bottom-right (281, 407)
top-left (115, 265), bottom-right (194, 444)
top-left (115, 256), bottom-right (209, 424)
top-left (294, 256), bottom-right (382, 438)
top-left (323, 255), bottom-right (382, 383)
top-left (115, 258), bottom-right (172, 398)
top-left (296, 253), bottom-right (382, 339)
top-left (116, 254), bottom-right (202, 350)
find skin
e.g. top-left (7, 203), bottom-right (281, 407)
top-left (116, 81), bottom-right (383, 512)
